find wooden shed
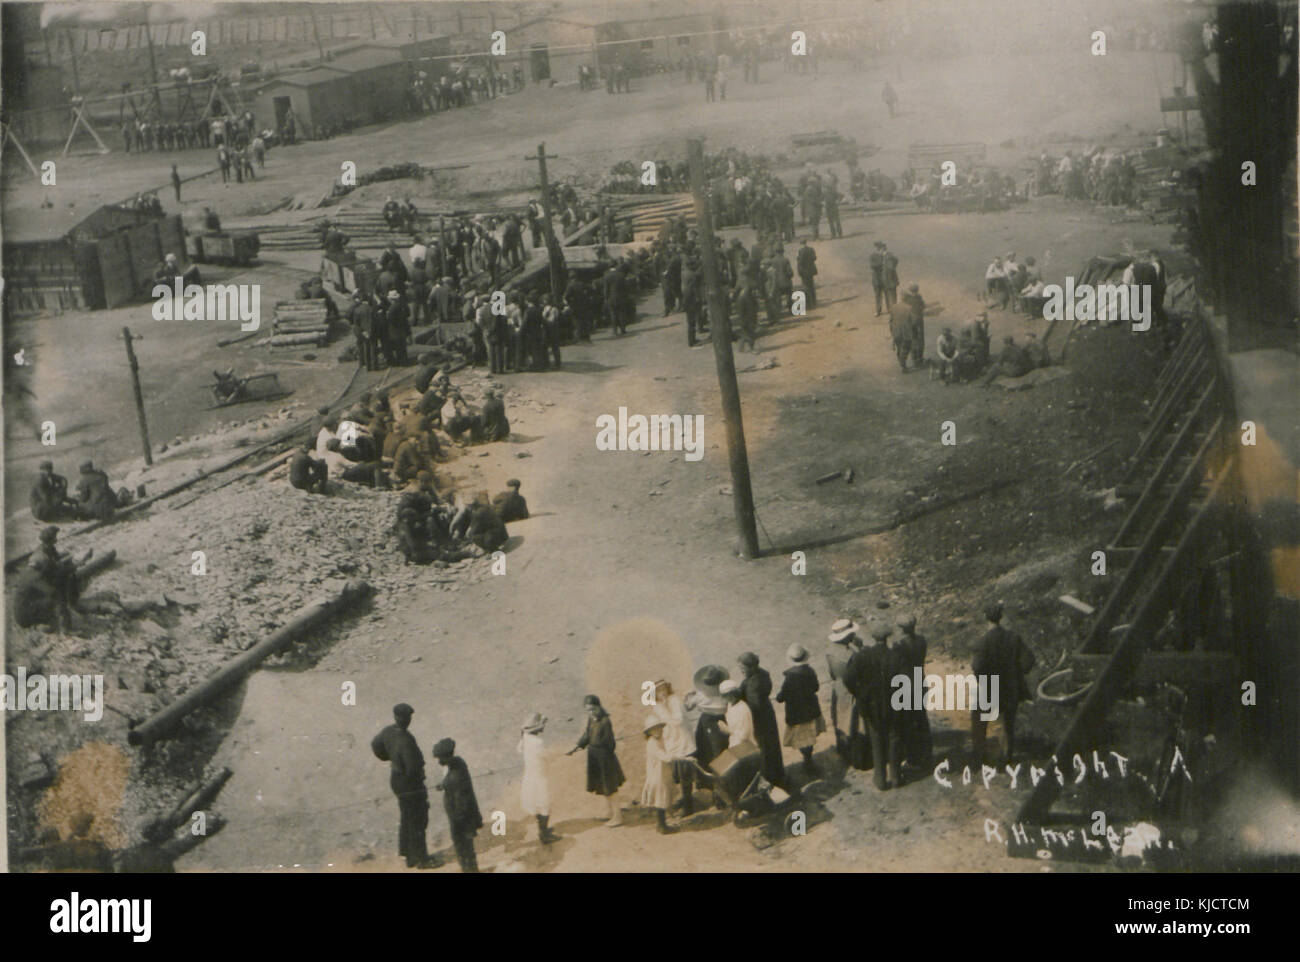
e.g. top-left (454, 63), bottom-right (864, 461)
top-left (3, 205), bottom-right (186, 312)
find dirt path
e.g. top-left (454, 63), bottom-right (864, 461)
top-left (183, 190), bottom-right (1165, 872)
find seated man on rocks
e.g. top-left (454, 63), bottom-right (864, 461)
top-left (14, 526), bottom-right (87, 630)
top-left (982, 335), bottom-right (1033, 386)
top-left (492, 479), bottom-right (529, 522)
top-left (288, 442), bottom-right (329, 494)
top-left (321, 438), bottom-right (387, 487)
top-left (467, 494), bottom-right (509, 552)
top-left (75, 461), bottom-right (120, 522)
top-left (30, 460), bottom-right (75, 522)
top-left (393, 429), bottom-right (437, 486)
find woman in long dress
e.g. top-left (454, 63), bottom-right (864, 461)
top-left (567, 694), bottom-right (625, 827)
top-left (649, 679), bottom-right (698, 815)
top-left (640, 717), bottom-right (678, 834)
top-left (518, 712), bottom-right (558, 844)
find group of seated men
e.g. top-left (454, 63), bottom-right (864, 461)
top-left (931, 314), bottom-right (1052, 386)
top-left (288, 376), bottom-right (512, 497)
top-left (30, 460), bottom-right (127, 523)
top-left (393, 477), bottom-right (527, 565)
top-left (983, 252), bottom-right (1042, 313)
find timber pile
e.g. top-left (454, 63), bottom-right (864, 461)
top-left (268, 299), bottom-right (332, 347)
top-left (253, 206), bottom-right (533, 252)
top-left (611, 193), bottom-right (695, 241)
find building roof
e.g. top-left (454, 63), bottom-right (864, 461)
top-left (324, 47), bottom-right (408, 73)
top-left (257, 67), bottom-right (348, 89)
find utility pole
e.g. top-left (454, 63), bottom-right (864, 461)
top-left (526, 142), bottom-right (565, 300)
top-left (65, 29), bottom-right (81, 96)
top-left (686, 138), bottom-right (760, 559)
top-left (122, 328), bottom-right (154, 466)
top-left (307, 7), bottom-right (326, 62)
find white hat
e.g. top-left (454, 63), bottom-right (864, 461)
top-left (828, 618), bottom-right (860, 643)
top-left (719, 679), bottom-right (740, 696)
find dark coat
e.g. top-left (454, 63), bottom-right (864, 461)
top-left (479, 396), bottom-right (510, 441)
top-left (438, 756), bottom-right (483, 835)
top-left (845, 643), bottom-right (893, 724)
top-left (577, 711), bottom-right (625, 795)
top-left (740, 669), bottom-right (785, 781)
top-left (371, 724), bottom-right (425, 795)
top-left (775, 663), bottom-right (823, 726)
top-left (972, 625), bottom-right (1036, 708)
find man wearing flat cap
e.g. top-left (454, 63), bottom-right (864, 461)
top-left (971, 603), bottom-right (1036, 764)
top-left (371, 704), bottom-right (434, 868)
top-left (433, 738), bottom-right (483, 873)
top-left (30, 460), bottom-right (72, 522)
top-left (75, 460), bottom-right (117, 522)
top-left (491, 479), bottom-right (529, 523)
top-left (846, 625), bottom-right (896, 789)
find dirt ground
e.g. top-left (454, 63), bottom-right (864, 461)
top-left (5, 47), bottom-right (1190, 872)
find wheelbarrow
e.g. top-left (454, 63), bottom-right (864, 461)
top-left (208, 370), bottom-right (292, 408)
top-left (692, 743), bottom-right (793, 826)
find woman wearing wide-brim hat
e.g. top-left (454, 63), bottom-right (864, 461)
top-left (518, 712), bottom-right (558, 844)
top-left (776, 643), bottom-right (827, 779)
top-left (566, 695), bottom-right (625, 827)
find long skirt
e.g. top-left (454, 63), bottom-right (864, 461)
top-left (586, 747), bottom-right (625, 796)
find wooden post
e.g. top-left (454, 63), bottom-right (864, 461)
top-left (122, 327), bottom-right (154, 466)
top-left (687, 139), bottom-right (760, 559)
top-left (527, 143), bottom-right (565, 300)
top-left (66, 29), bottom-right (80, 95)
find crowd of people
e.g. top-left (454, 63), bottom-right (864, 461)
top-left (1034, 149), bottom-right (1139, 205)
top-left (372, 605), bottom-right (1036, 870)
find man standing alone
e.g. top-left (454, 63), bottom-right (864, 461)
top-left (371, 703), bottom-right (434, 868)
top-left (433, 738), bottom-right (483, 873)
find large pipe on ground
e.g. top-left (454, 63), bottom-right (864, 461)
top-left (75, 549), bottom-right (117, 585)
top-left (128, 580), bottom-right (371, 747)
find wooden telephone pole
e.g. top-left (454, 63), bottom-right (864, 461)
top-left (686, 139), bottom-right (760, 559)
top-left (526, 142), bottom-right (565, 300)
top-left (122, 328), bottom-right (154, 466)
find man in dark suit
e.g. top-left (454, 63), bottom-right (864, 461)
top-left (971, 602), bottom-right (1036, 763)
top-left (602, 264), bottom-right (625, 335)
top-left (881, 243), bottom-right (900, 310)
top-left (869, 242), bottom-right (886, 315)
top-left (433, 738), bottom-right (483, 873)
top-left (796, 239), bottom-right (818, 309)
top-left (846, 625), bottom-right (896, 789)
top-left (371, 704), bottom-right (435, 868)
top-left (896, 615), bottom-right (933, 770)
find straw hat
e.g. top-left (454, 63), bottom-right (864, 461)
top-left (828, 618), bottom-right (860, 643)
top-left (522, 712), bottom-right (546, 734)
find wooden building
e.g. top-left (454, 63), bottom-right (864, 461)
top-left (3, 205), bottom-right (185, 312)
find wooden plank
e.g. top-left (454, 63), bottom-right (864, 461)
top-left (1019, 464), bottom-right (1231, 823)
top-left (1081, 428), bottom-right (1219, 655)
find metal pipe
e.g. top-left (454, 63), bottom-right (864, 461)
top-left (128, 580), bottom-right (371, 747)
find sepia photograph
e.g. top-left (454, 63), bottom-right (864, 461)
top-left (1, 0), bottom-right (1296, 909)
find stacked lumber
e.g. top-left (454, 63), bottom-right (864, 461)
top-left (269, 299), bottom-right (331, 348)
top-left (610, 193), bottom-right (695, 241)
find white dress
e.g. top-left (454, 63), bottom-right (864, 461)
top-left (650, 694), bottom-right (695, 761)
top-left (724, 700), bottom-right (755, 748)
top-left (518, 733), bottom-right (550, 816)
top-left (641, 736), bottom-right (678, 811)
